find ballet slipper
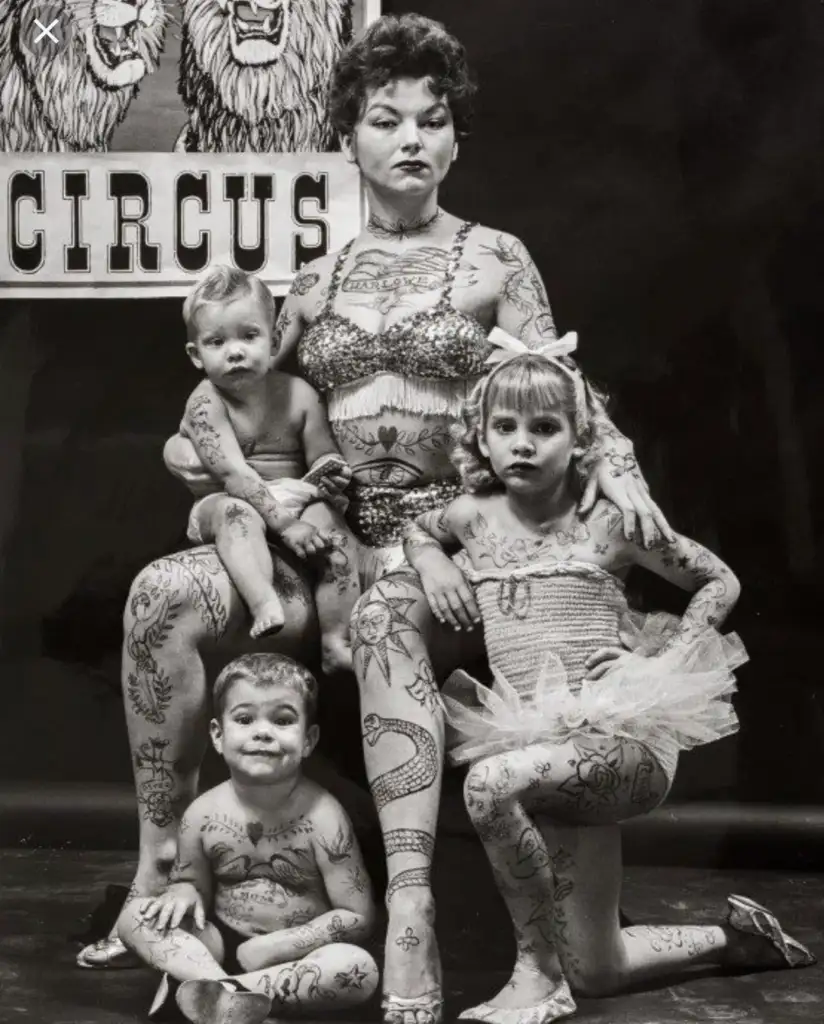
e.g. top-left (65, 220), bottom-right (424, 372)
top-left (75, 935), bottom-right (142, 969)
top-left (458, 978), bottom-right (577, 1024)
top-left (382, 987), bottom-right (444, 1024)
top-left (727, 893), bottom-right (816, 968)
top-left (176, 979), bottom-right (272, 1024)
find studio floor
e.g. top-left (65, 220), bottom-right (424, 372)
top-left (0, 845), bottom-right (822, 1024)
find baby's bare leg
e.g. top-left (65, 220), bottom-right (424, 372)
top-left (197, 495), bottom-right (284, 639)
top-left (119, 900), bottom-right (227, 982)
top-left (300, 502), bottom-right (361, 674)
top-left (235, 942), bottom-right (379, 1012)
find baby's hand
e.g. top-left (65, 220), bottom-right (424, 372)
top-left (318, 463), bottom-right (352, 497)
top-left (137, 884), bottom-right (205, 933)
top-left (280, 520), bottom-right (332, 558)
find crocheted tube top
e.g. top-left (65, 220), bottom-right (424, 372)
top-left (472, 562), bottom-right (628, 701)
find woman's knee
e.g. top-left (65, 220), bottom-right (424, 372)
top-left (351, 573), bottom-right (432, 677)
top-left (567, 959), bottom-right (626, 999)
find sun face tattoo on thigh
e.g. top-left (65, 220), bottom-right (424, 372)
top-left (351, 580), bottom-right (422, 684)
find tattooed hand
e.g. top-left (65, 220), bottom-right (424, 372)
top-left (581, 444), bottom-right (673, 549)
top-left (139, 883), bottom-right (206, 933)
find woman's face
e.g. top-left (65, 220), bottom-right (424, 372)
top-left (344, 77), bottom-right (458, 197)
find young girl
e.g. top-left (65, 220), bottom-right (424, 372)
top-left (402, 334), bottom-right (815, 1024)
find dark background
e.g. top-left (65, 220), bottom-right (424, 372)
top-left (1, 0), bottom-right (822, 808)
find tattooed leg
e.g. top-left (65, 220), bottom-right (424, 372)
top-left (352, 569), bottom-right (483, 1017)
top-left (121, 548), bottom-right (315, 906)
top-left (198, 495), bottom-right (285, 640)
top-left (466, 738), bottom-right (668, 832)
top-left (301, 502), bottom-right (362, 675)
top-left (531, 821), bottom-right (754, 998)
top-left (237, 944), bottom-right (379, 1011)
top-left (119, 903), bottom-right (228, 982)
top-left (461, 771), bottom-right (565, 1009)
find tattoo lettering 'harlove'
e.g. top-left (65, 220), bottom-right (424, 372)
top-left (341, 248), bottom-right (478, 315)
top-left (362, 714), bottom-right (439, 811)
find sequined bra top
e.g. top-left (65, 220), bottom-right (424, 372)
top-left (297, 222), bottom-right (491, 422)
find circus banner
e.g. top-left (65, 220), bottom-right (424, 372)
top-left (0, 153), bottom-right (364, 297)
top-left (0, 0), bottom-right (380, 296)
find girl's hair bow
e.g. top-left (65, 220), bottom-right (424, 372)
top-left (485, 327), bottom-right (579, 372)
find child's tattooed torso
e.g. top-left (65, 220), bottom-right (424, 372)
top-left (174, 784), bottom-right (361, 937)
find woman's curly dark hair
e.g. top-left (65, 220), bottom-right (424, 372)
top-left (450, 354), bottom-right (610, 494)
top-left (329, 14), bottom-right (477, 139)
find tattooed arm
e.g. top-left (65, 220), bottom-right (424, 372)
top-left (630, 533), bottom-right (741, 647)
top-left (273, 264), bottom-right (323, 367)
top-left (402, 498), bottom-right (480, 631)
top-left (244, 799), bottom-right (376, 965)
top-left (485, 231), bottom-right (673, 546)
top-left (138, 803), bottom-right (212, 932)
top-left (181, 380), bottom-right (302, 538)
top-left (296, 379), bottom-right (352, 498)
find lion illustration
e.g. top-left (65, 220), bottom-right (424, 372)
top-left (176, 0), bottom-right (353, 152)
top-left (0, 0), bottom-right (167, 151)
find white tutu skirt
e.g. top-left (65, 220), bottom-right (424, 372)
top-left (443, 612), bottom-right (747, 780)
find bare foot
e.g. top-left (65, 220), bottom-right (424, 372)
top-left (320, 634), bottom-right (353, 675)
top-left (383, 890), bottom-right (442, 1024)
top-left (249, 601), bottom-right (285, 639)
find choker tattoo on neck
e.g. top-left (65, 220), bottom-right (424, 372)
top-left (367, 209), bottom-right (443, 241)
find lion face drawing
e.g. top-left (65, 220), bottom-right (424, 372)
top-left (0, 0), bottom-right (167, 151)
top-left (177, 0), bottom-right (353, 152)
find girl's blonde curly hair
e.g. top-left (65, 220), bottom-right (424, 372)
top-left (450, 353), bottom-right (609, 494)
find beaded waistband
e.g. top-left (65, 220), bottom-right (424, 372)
top-left (348, 478), bottom-right (464, 548)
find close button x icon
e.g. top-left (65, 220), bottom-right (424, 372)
top-left (33, 18), bottom-right (60, 43)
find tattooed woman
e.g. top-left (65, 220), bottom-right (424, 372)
top-left (78, 11), bottom-right (669, 997)
top-left (403, 341), bottom-right (814, 1023)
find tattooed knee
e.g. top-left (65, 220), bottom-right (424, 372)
top-left (463, 758), bottom-right (516, 819)
top-left (215, 500), bottom-right (260, 535)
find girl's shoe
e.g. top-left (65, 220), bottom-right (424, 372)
top-left (727, 894), bottom-right (817, 968)
top-left (175, 979), bottom-right (272, 1024)
top-left (382, 988), bottom-right (443, 1024)
top-left (76, 936), bottom-right (142, 969)
top-left (458, 979), bottom-right (577, 1024)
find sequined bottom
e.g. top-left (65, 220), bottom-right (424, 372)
top-left (348, 478), bottom-right (464, 548)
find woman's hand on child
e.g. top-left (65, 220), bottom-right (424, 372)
top-left (137, 884), bottom-right (206, 933)
top-left (280, 521), bottom-right (332, 557)
top-left (581, 459), bottom-right (674, 549)
top-left (584, 646), bottom-right (633, 681)
top-left (419, 560), bottom-right (481, 632)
